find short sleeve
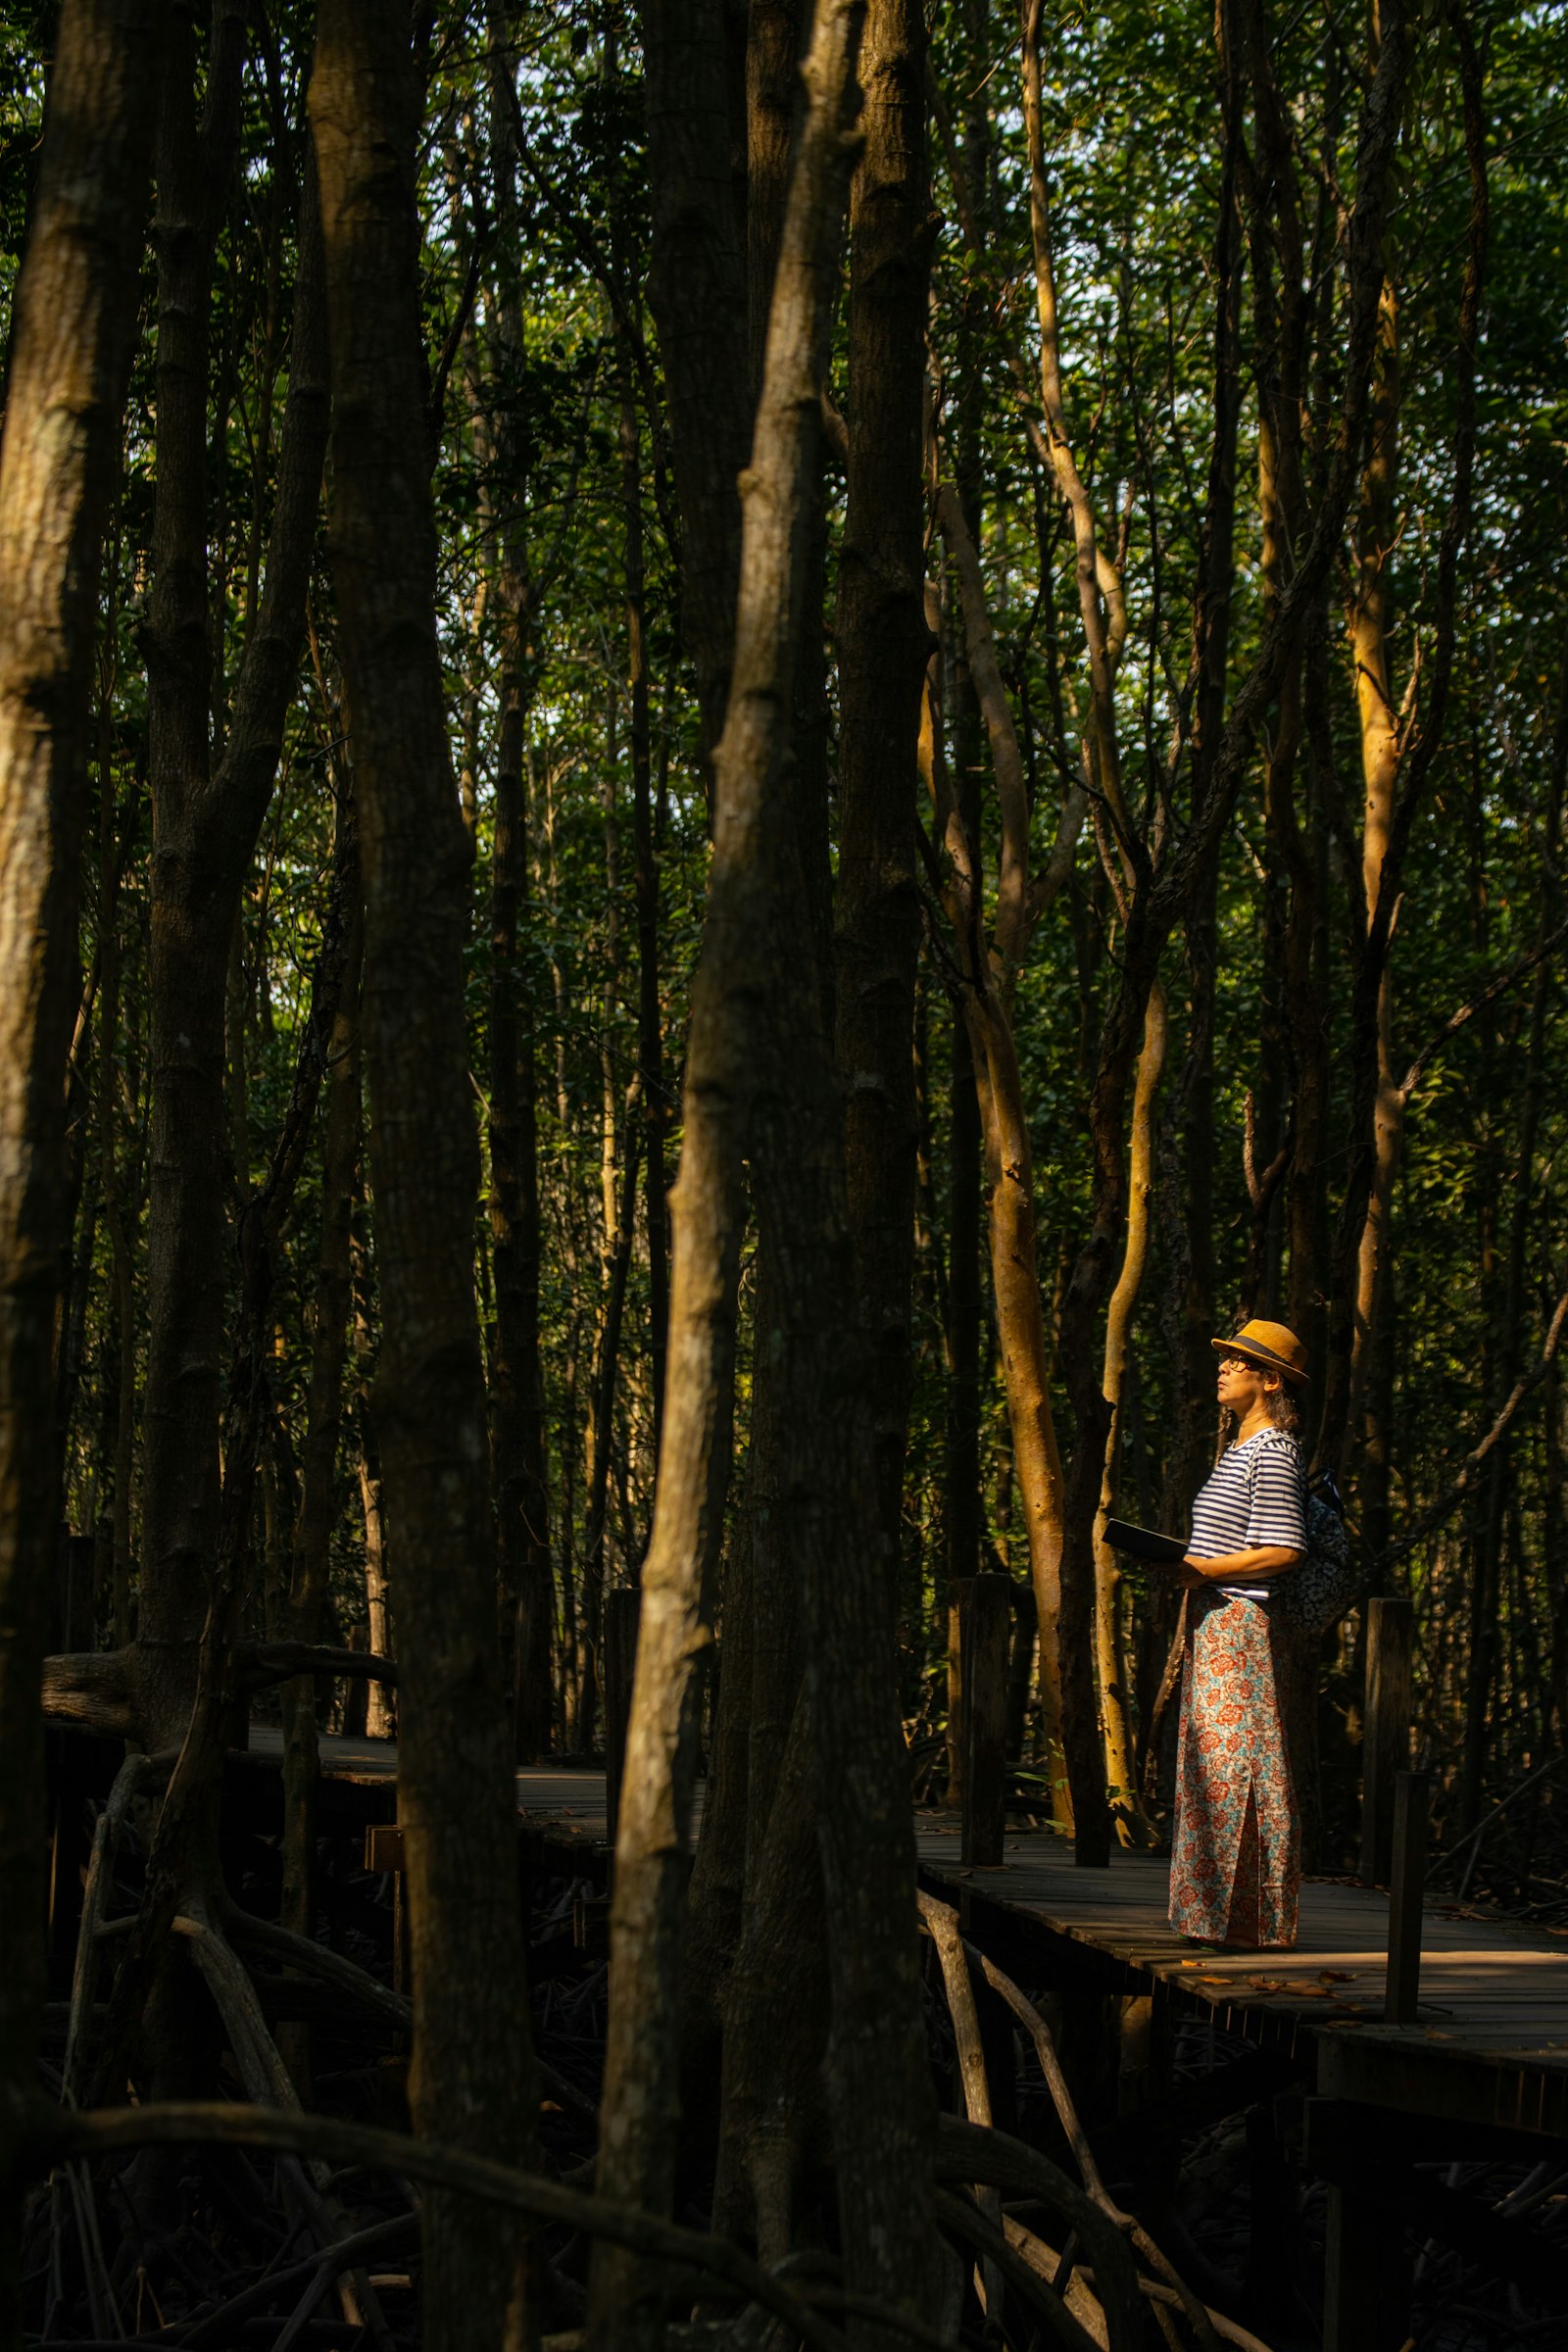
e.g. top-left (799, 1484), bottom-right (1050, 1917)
top-left (1245, 1437), bottom-right (1306, 1552)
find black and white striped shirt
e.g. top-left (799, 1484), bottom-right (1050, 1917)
top-left (1188, 1428), bottom-right (1306, 1603)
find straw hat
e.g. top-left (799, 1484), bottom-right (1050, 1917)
top-left (1211, 1318), bottom-right (1308, 1386)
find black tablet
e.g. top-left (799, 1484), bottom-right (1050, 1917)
top-left (1103, 1518), bottom-right (1189, 1566)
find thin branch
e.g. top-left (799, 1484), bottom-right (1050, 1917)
top-left (1380, 1278), bottom-right (1568, 1566)
top-left (1398, 913), bottom-right (1568, 1102)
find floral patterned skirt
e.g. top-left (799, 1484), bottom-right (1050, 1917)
top-left (1168, 1592), bottom-right (1300, 1948)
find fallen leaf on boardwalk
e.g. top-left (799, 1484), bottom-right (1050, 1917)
top-left (1246, 1977), bottom-right (1293, 1994)
top-left (1424, 2030), bottom-right (1453, 2041)
top-left (1317, 1969), bottom-right (1354, 1984)
top-left (540, 2099), bottom-right (564, 2113)
top-left (1289, 1985), bottom-right (1332, 1998)
top-left (1196, 1974), bottom-right (1230, 1985)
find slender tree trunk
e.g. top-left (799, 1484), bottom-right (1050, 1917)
top-left (679, 0), bottom-right (802, 2091)
top-left (1347, 278), bottom-right (1403, 1553)
top-left (279, 819), bottom-right (362, 2091)
top-left (136, 0), bottom-right (248, 1754)
top-left (640, 0), bottom-right (750, 780)
top-left (834, 0), bottom-right (928, 1594)
top-left (1092, 981), bottom-right (1165, 1845)
top-left (707, 0), bottom-right (844, 2218)
top-left (139, 25), bottom-right (329, 1772)
top-left (310, 12), bottom-right (540, 2344)
top-left (485, 17), bottom-right (553, 1762)
top-left (944, 934), bottom-right (983, 1785)
top-left (0, 0), bottom-right (162, 2318)
top-left (930, 488), bottom-right (1081, 1826)
top-left (625, 385), bottom-right (668, 1463)
top-left (1459, 635), bottom-right (1566, 1832)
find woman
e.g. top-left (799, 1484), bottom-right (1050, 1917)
top-left (1168, 1318), bottom-right (1307, 1949)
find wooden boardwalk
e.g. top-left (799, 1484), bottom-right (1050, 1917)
top-left (272, 1728), bottom-right (1568, 2140)
top-left (911, 1812), bottom-right (1568, 2140)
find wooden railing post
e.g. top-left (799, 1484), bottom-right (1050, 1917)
top-left (957, 1575), bottom-right (1010, 1867)
top-left (1384, 1769), bottom-right (1429, 2025)
top-left (1360, 1593), bottom-right (1413, 1885)
top-left (365, 1822), bottom-right (411, 1993)
top-left (604, 1586), bottom-right (640, 1850)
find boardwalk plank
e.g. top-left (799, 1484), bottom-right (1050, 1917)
top-left (276, 1732), bottom-right (1568, 2130)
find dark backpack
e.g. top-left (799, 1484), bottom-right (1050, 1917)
top-left (1279, 1465), bottom-right (1361, 1641)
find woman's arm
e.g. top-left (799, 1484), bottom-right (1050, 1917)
top-left (1180, 1544), bottom-right (1302, 1588)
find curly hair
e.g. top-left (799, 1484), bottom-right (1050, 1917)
top-left (1261, 1381), bottom-right (1302, 1439)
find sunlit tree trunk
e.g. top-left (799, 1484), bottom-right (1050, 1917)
top-left (1092, 984), bottom-right (1165, 1846)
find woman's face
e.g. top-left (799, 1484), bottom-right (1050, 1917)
top-left (1216, 1351), bottom-right (1271, 1414)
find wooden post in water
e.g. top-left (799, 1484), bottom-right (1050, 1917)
top-left (1360, 1593), bottom-right (1413, 1885)
top-left (604, 1586), bottom-right (640, 1848)
top-left (957, 1575), bottom-right (1010, 1866)
top-left (1384, 1768), bottom-right (1429, 2025)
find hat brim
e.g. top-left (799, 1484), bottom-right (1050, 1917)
top-left (1210, 1336), bottom-right (1308, 1385)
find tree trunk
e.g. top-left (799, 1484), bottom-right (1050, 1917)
top-left (640, 0), bottom-right (751, 780)
top-left (136, 0), bottom-right (248, 1755)
top-left (1459, 633), bottom-right (1565, 1832)
top-left (1346, 277), bottom-right (1403, 1553)
top-left (929, 487), bottom-right (1080, 1829)
top-left (680, 0), bottom-right (808, 2107)
top-left (594, 11), bottom-right (941, 2335)
top-left (0, 0), bottom-right (162, 2314)
top-left (485, 16), bottom-right (553, 1763)
top-left (280, 816), bottom-right (362, 2091)
top-left (139, 19), bottom-right (329, 1763)
top-left (833, 0), bottom-right (928, 1596)
top-left (1092, 981), bottom-right (1166, 1846)
top-left (309, 10), bottom-right (541, 2344)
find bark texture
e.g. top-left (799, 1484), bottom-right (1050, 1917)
top-left (640, 0), bottom-right (751, 776)
top-left (485, 19), bottom-right (554, 1762)
top-left (834, 0), bottom-right (929, 1592)
top-left (309, 9), bottom-right (540, 2344)
top-left (594, 6), bottom-right (941, 2333)
top-left (0, 0), bottom-right (164, 2314)
top-left (139, 20), bottom-right (328, 1753)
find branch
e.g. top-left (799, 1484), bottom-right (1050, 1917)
top-left (1379, 1278), bottom-right (1568, 1567)
top-left (934, 2187), bottom-right (1103, 2352)
top-left (234, 1640), bottom-right (399, 1691)
top-left (40, 1649), bottom-right (138, 1738)
top-left (222, 1905), bottom-right (412, 2034)
top-left (922, 1890), bottom-right (1226, 2352)
top-left (1398, 913), bottom-right (1568, 1102)
top-left (40, 2102), bottom-right (863, 2352)
top-left (1030, 781), bottom-right (1091, 923)
top-left (935, 483), bottom-right (1034, 989)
